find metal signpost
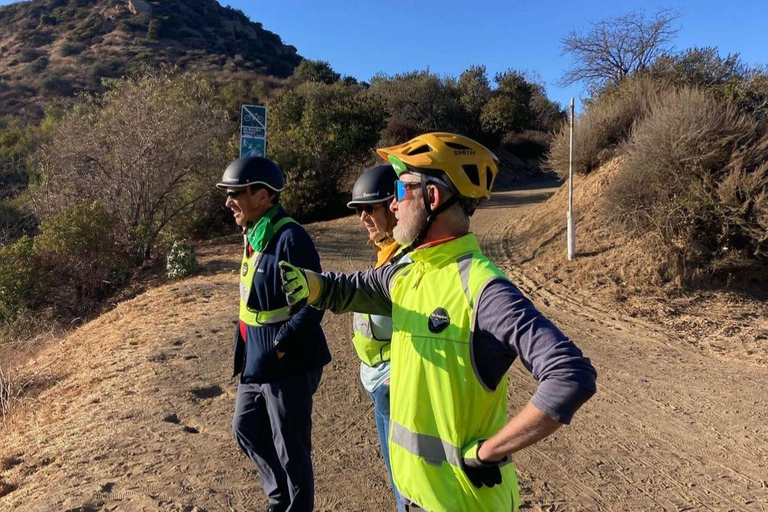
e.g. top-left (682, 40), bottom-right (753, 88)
top-left (240, 104), bottom-right (267, 158)
top-left (567, 98), bottom-right (576, 261)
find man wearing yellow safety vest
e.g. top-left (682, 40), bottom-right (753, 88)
top-left (218, 156), bottom-right (331, 512)
top-left (279, 133), bottom-right (597, 511)
top-left (346, 164), bottom-right (406, 512)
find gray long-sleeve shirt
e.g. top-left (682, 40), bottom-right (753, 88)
top-left (315, 263), bottom-right (597, 424)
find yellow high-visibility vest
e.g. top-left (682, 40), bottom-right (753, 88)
top-left (389, 234), bottom-right (520, 512)
top-left (239, 216), bottom-right (296, 327)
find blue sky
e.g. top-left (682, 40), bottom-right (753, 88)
top-left (219, 0), bottom-right (768, 110)
top-left (2, 0), bottom-right (766, 110)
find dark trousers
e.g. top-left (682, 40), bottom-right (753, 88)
top-left (233, 368), bottom-right (322, 512)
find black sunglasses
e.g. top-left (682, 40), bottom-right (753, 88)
top-left (355, 204), bottom-right (380, 215)
top-left (226, 189), bottom-right (247, 199)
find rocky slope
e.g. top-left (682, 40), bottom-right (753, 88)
top-left (0, 0), bottom-right (301, 118)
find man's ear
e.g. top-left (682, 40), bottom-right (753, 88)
top-left (428, 183), bottom-right (444, 210)
top-left (256, 187), bottom-right (270, 205)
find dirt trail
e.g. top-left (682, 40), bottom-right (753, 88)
top-left (1, 184), bottom-right (766, 512)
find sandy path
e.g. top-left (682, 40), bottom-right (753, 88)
top-left (1, 184), bottom-right (765, 512)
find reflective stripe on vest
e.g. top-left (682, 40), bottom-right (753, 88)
top-left (239, 216), bottom-right (295, 327)
top-left (388, 233), bottom-right (520, 512)
top-left (391, 421), bottom-right (514, 470)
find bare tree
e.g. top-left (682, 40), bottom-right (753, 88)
top-left (560, 9), bottom-right (680, 90)
top-left (32, 72), bottom-right (233, 260)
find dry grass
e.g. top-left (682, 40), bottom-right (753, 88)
top-left (547, 76), bottom-right (663, 174)
top-left (0, 365), bottom-right (23, 423)
top-left (507, 157), bottom-right (768, 365)
top-left (603, 87), bottom-right (768, 283)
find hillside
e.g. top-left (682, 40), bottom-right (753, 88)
top-left (0, 0), bottom-right (301, 118)
top-left (1, 187), bottom-right (766, 511)
top-left (507, 158), bottom-right (768, 365)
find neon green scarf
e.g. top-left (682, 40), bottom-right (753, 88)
top-left (246, 204), bottom-right (281, 253)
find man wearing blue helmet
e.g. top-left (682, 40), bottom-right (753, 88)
top-left (217, 156), bottom-right (331, 512)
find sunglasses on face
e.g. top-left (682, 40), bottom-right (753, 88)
top-left (226, 189), bottom-right (247, 199)
top-left (355, 204), bottom-right (377, 215)
top-left (395, 180), bottom-right (421, 201)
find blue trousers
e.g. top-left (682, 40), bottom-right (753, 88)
top-left (233, 368), bottom-right (322, 512)
top-left (369, 383), bottom-right (404, 512)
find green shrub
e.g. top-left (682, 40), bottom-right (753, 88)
top-left (66, 13), bottom-right (107, 43)
top-left (503, 130), bottom-right (553, 161)
top-left (166, 239), bottom-right (197, 279)
top-left (603, 87), bottom-right (768, 283)
top-left (548, 75), bottom-right (662, 175)
top-left (28, 56), bottom-right (49, 73)
top-left (292, 60), bottom-right (341, 85)
top-left (40, 13), bottom-right (58, 25)
top-left (0, 198), bottom-right (35, 246)
top-left (270, 82), bottom-right (386, 219)
top-left (17, 48), bottom-right (43, 63)
top-left (41, 75), bottom-right (76, 96)
top-left (480, 71), bottom-right (534, 142)
top-left (33, 201), bottom-right (132, 315)
top-left (59, 41), bottom-right (85, 56)
top-left (369, 71), bottom-right (465, 147)
top-left (0, 236), bottom-right (38, 324)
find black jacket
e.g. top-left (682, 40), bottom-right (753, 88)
top-left (233, 207), bottom-right (331, 382)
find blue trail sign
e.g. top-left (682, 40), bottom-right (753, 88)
top-left (240, 105), bottom-right (267, 157)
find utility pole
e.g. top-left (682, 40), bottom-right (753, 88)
top-left (567, 98), bottom-right (575, 261)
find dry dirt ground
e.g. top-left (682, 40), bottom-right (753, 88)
top-left (1, 183), bottom-right (766, 512)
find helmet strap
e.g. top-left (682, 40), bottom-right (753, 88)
top-left (400, 174), bottom-right (458, 255)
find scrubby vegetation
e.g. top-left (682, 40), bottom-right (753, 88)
top-left (0, 59), bottom-right (561, 336)
top-left (549, 46), bottom-right (768, 287)
top-left (270, 82), bottom-right (387, 218)
top-left (166, 239), bottom-right (197, 279)
top-left (32, 72), bottom-right (233, 261)
top-left (0, 0), bottom-right (564, 344)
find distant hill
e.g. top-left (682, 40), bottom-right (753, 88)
top-left (0, 0), bottom-right (302, 118)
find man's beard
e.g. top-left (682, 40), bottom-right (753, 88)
top-left (393, 204), bottom-right (428, 246)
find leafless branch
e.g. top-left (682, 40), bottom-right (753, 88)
top-left (560, 8), bottom-right (680, 90)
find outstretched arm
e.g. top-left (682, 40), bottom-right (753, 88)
top-left (281, 261), bottom-right (410, 316)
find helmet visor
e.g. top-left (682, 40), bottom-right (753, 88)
top-left (387, 154), bottom-right (409, 175)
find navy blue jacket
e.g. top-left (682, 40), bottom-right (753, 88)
top-left (233, 207), bottom-right (331, 383)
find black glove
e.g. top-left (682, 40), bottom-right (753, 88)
top-left (461, 440), bottom-right (507, 489)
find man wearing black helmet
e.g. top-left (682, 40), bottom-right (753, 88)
top-left (346, 165), bottom-right (405, 512)
top-left (217, 156), bottom-right (331, 512)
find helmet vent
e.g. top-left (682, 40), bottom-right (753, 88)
top-left (462, 164), bottom-right (480, 186)
top-left (486, 166), bottom-right (495, 190)
top-left (407, 145), bottom-right (432, 155)
top-left (445, 142), bottom-right (471, 151)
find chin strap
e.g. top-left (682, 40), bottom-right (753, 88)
top-left (399, 174), bottom-right (459, 257)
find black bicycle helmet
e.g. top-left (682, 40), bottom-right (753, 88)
top-left (347, 165), bottom-right (397, 208)
top-left (216, 157), bottom-right (285, 191)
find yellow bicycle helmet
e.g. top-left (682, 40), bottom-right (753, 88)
top-left (376, 132), bottom-right (499, 200)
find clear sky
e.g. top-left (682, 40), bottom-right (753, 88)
top-left (2, 0), bottom-right (766, 110)
top-left (218, 0), bottom-right (768, 110)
